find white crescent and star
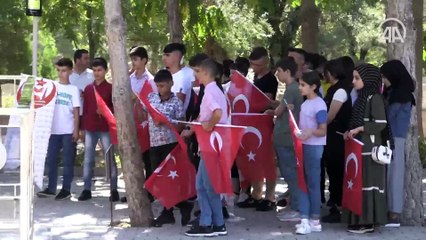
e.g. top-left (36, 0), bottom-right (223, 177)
top-left (247, 151), bottom-right (256, 162)
top-left (168, 171), bottom-right (179, 180)
top-left (345, 152), bottom-right (359, 190)
top-left (232, 94), bottom-right (250, 113)
top-left (240, 127), bottom-right (263, 150)
top-left (210, 131), bottom-right (223, 153)
top-left (153, 154), bottom-right (177, 176)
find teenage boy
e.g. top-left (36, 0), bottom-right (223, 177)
top-left (36, 58), bottom-right (80, 200)
top-left (162, 43), bottom-right (195, 115)
top-left (146, 69), bottom-right (193, 227)
top-left (238, 47), bottom-right (278, 211)
top-left (183, 59), bottom-right (228, 237)
top-left (266, 57), bottom-right (304, 221)
top-left (77, 57), bottom-right (120, 202)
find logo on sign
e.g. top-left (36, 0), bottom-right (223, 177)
top-left (380, 18), bottom-right (406, 43)
top-left (33, 79), bottom-right (57, 109)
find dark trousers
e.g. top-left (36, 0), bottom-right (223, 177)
top-left (323, 135), bottom-right (345, 206)
top-left (149, 142), bottom-right (178, 172)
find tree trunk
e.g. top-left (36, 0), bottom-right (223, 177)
top-left (386, 0), bottom-right (424, 226)
top-left (414, 0), bottom-right (424, 138)
top-left (300, 0), bottom-right (320, 53)
top-left (167, 0), bottom-right (184, 43)
top-left (103, 0), bottom-right (153, 227)
top-left (86, 2), bottom-right (96, 59)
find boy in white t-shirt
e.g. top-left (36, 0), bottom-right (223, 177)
top-left (162, 43), bottom-right (195, 115)
top-left (37, 58), bottom-right (81, 201)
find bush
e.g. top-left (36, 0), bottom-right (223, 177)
top-left (418, 138), bottom-right (426, 168)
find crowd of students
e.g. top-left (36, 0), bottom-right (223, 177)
top-left (35, 43), bottom-right (415, 237)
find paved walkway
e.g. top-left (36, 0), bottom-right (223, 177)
top-left (1, 174), bottom-right (425, 240)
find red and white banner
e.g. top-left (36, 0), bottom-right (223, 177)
top-left (288, 109), bottom-right (307, 193)
top-left (227, 71), bottom-right (271, 113)
top-left (342, 137), bottom-right (363, 216)
top-left (232, 113), bottom-right (276, 182)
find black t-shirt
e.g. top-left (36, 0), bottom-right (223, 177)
top-left (253, 71), bottom-right (278, 100)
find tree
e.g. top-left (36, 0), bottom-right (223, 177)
top-left (300, 0), bottom-right (320, 53)
top-left (104, 0), bottom-right (153, 227)
top-left (386, 0), bottom-right (424, 225)
top-left (167, 0), bottom-right (184, 43)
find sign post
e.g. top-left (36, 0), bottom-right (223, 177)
top-left (26, 0), bottom-right (43, 76)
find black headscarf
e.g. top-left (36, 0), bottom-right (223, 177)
top-left (348, 64), bottom-right (382, 130)
top-left (380, 60), bottom-right (415, 105)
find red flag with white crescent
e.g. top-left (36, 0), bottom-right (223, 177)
top-left (232, 113), bottom-right (276, 182)
top-left (288, 109), bottom-right (308, 193)
top-left (342, 138), bottom-right (363, 216)
top-left (227, 71), bottom-right (271, 113)
top-left (145, 141), bottom-right (197, 209)
top-left (192, 123), bottom-right (245, 194)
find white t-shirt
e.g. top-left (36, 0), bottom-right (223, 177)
top-left (51, 83), bottom-right (81, 135)
top-left (69, 68), bottom-right (94, 115)
top-left (332, 89), bottom-right (348, 103)
top-left (171, 67), bottom-right (194, 112)
top-left (130, 70), bottom-right (157, 95)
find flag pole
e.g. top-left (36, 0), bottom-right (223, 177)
top-left (32, 16), bottom-right (39, 76)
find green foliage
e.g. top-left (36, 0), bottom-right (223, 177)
top-left (38, 30), bottom-right (59, 79)
top-left (0, 0), bottom-right (32, 75)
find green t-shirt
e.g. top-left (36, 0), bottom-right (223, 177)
top-left (273, 81), bottom-right (304, 147)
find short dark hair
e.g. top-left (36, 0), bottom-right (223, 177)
top-left (199, 58), bottom-right (218, 78)
top-left (129, 46), bottom-right (148, 60)
top-left (288, 47), bottom-right (307, 61)
top-left (249, 47), bottom-right (268, 61)
top-left (91, 57), bottom-right (108, 70)
top-left (163, 43), bottom-right (186, 55)
top-left (301, 71), bottom-right (321, 94)
top-left (56, 58), bottom-right (73, 69)
top-left (324, 59), bottom-right (346, 81)
top-left (189, 53), bottom-right (209, 67)
top-left (276, 57), bottom-right (297, 77)
top-left (154, 69), bottom-right (173, 83)
top-left (230, 57), bottom-right (250, 76)
top-left (74, 49), bottom-right (89, 62)
top-left (222, 59), bottom-right (234, 78)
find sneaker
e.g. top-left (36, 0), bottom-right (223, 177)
top-left (212, 224), bottom-right (227, 236)
top-left (222, 206), bottom-right (230, 219)
top-left (109, 189), bottom-right (120, 202)
top-left (295, 219), bottom-right (311, 235)
top-left (78, 190), bottom-right (92, 201)
top-left (177, 201), bottom-right (194, 226)
top-left (37, 189), bottom-right (55, 198)
top-left (120, 196), bottom-right (127, 203)
top-left (187, 217), bottom-right (199, 228)
top-left (185, 225), bottom-right (215, 237)
top-left (256, 199), bottom-right (276, 211)
top-left (321, 206), bottom-right (341, 223)
top-left (347, 225), bottom-right (374, 234)
top-left (55, 189), bottom-right (71, 201)
top-left (276, 198), bottom-right (288, 207)
top-left (237, 197), bottom-right (260, 208)
top-left (385, 213), bottom-right (401, 228)
top-left (309, 220), bottom-right (322, 232)
top-left (277, 209), bottom-right (300, 222)
top-left (152, 209), bottom-right (175, 227)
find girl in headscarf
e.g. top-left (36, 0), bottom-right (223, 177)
top-left (380, 60), bottom-right (415, 227)
top-left (343, 64), bottom-right (388, 233)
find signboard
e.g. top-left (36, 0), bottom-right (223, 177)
top-left (26, 0), bottom-right (42, 17)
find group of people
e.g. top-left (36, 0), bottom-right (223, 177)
top-left (35, 42), bottom-right (415, 237)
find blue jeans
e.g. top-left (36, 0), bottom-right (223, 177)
top-left (387, 102), bottom-right (411, 138)
top-left (83, 131), bottom-right (117, 190)
top-left (46, 134), bottom-right (76, 192)
top-left (196, 159), bottom-right (224, 227)
top-left (275, 145), bottom-right (299, 211)
top-left (298, 145), bottom-right (323, 219)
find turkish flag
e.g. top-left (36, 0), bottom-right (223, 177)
top-left (288, 109), bottom-right (307, 193)
top-left (139, 80), bottom-right (154, 100)
top-left (342, 138), bottom-right (363, 216)
top-left (145, 140), bottom-right (197, 209)
top-left (94, 88), bottom-right (118, 144)
top-left (94, 88), bottom-right (149, 152)
top-left (192, 123), bottom-right (245, 194)
top-left (138, 82), bottom-right (170, 125)
top-left (227, 71), bottom-right (271, 113)
top-left (232, 113), bottom-right (276, 182)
